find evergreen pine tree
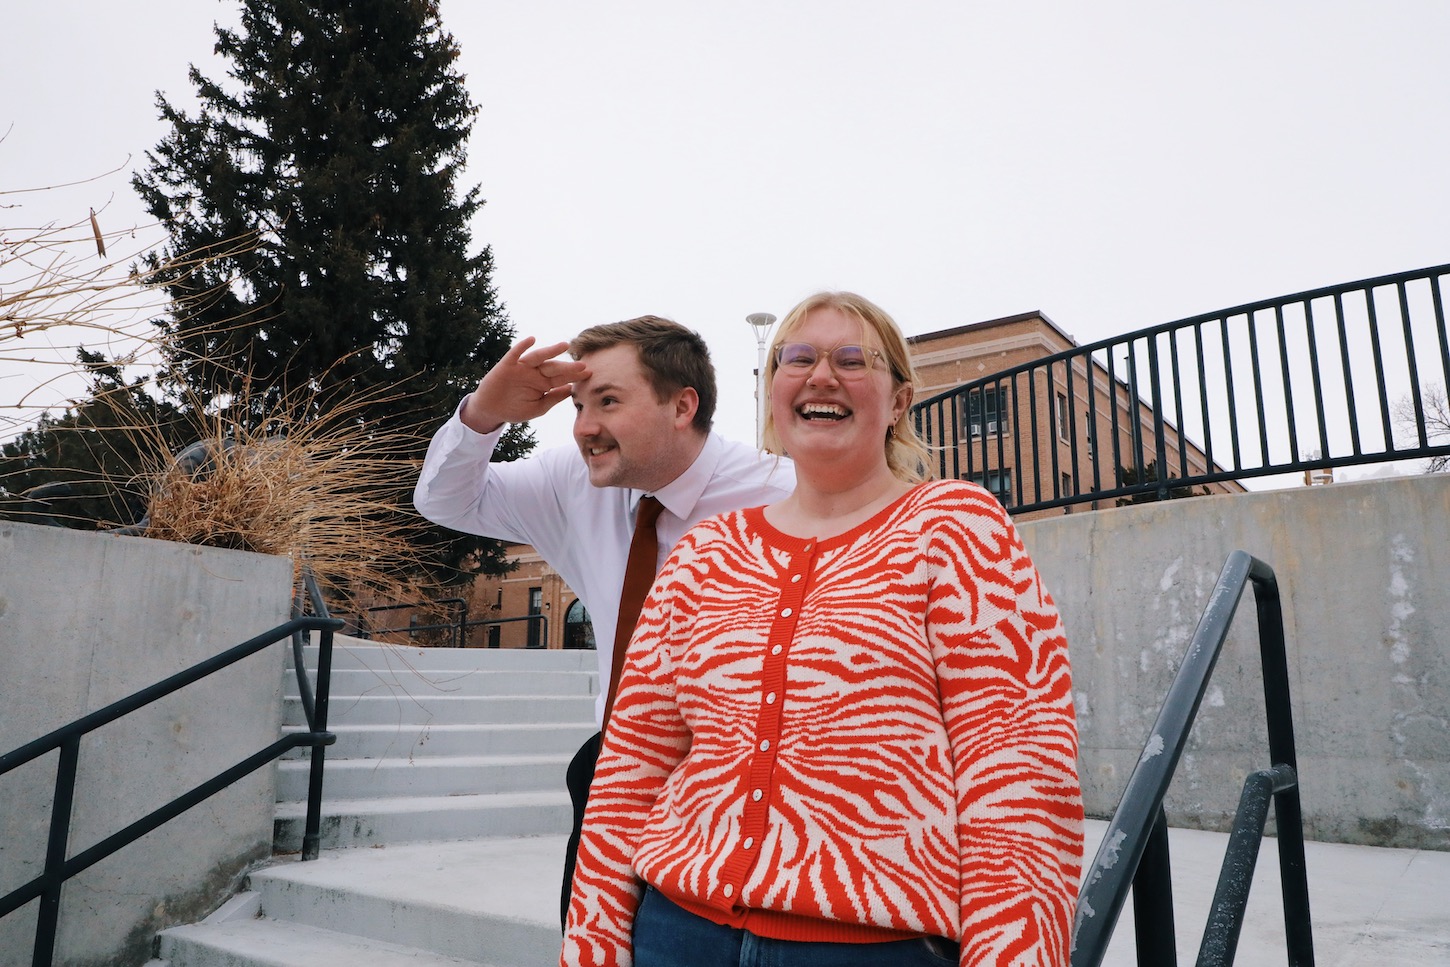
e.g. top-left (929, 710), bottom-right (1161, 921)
top-left (1115, 460), bottom-right (1207, 505)
top-left (132, 0), bottom-right (525, 583)
top-left (0, 353), bottom-right (186, 529)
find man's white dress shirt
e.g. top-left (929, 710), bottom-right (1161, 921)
top-left (414, 408), bottom-right (796, 725)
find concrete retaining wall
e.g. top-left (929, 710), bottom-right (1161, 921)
top-left (0, 522), bottom-right (293, 967)
top-left (1021, 474), bottom-right (1450, 851)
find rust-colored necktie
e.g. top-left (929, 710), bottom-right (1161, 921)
top-left (603, 495), bottom-right (665, 729)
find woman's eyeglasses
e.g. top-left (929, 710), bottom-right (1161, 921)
top-left (774, 343), bottom-right (884, 379)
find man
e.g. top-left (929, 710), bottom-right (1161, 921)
top-left (413, 316), bottom-right (795, 927)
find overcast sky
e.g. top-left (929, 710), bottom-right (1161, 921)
top-left (4, 1), bottom-right (1447, 453)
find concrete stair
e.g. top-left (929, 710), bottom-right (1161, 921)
top-left (273, 641), bottom-right (595, 851)
top-left (157, 836), bottom-right (568, 967)
top-left (153, 639), bottom-right (597, 967)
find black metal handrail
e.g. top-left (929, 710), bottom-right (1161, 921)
top-left (356, 608), bottom-right (550, 649)
top-left (1071, 551), bottom-right (1313, 967)
top-left (355, 597), bottom-right (470, 648)
top-left (913, 263), bottom-right (1450, 513)
top-left (0, 571), bottom-right (342, 967)
top-left (289, 569), bottom-right (340, 859)
top-left (458, 613), bottom-right (551, 648)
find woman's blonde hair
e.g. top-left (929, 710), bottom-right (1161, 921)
top-left (762, 291), bottom-right (935, 483)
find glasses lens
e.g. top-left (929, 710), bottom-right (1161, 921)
top-left (830, 346), bottom-right (870, 372)
top-left (777, 343), bottom-right (819, 368)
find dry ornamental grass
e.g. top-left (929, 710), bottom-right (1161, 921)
top-left (135, 389), bottom-right (442, 611)
top-left (4, 179), bottom-right (455, 615)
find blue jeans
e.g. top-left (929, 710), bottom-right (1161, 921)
top-left (632, 887), bottom-right (959, 967)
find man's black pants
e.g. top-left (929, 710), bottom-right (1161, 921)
top-left (561, 730), bottom-right (603, 931)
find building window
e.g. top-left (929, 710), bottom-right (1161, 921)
top-left (970, 469), bottom-right (1013, 507)
top-left (1056, 392), bottom-right (1070, 442)
top-left (1085, 413), bottom-right (1095, 458)
top-left (487, 624), bottom-right (501, 648)
top-left (527, 587), bottom-right (543, 649)
top-left (963, 386), bottom-right (1010, 436)
top-left (564, 598), bottom-right (596, 650)
top-left (1061, 472), bottom-right (1072, 497)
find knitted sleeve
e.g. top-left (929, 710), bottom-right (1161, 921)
top-left (925, 486), bottom-right (1083, 967)
top-left (560, 530), bottom-right (702, 967)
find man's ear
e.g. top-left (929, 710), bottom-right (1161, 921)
top-left (673, 387), bottom-right (700, 430)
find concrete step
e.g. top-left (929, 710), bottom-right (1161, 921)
top-left (284, 667), bottom-right (597, 699)
top-left (248, 837), bottom-right (564, 967)
top-left (157, 913), bottom-right (491, 966)
top-left (272, 791), bottom-right (572, 851)
top-left (283, 694), bottom-right (595, 728)
top-left (290, 639), bottom-right (599, 674)
top-left (276, 754), bottom-right (571, 801)
top-left (280, 722), bottom-right (596, 760)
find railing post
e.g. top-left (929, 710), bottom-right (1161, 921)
top-left (32, 737), bottom-right (81, 967)
top-left (1197, 764), bottom-right (1299, 967)
top-left (1145, 335), bottom-right (1170, 501)
top-left (301, 624), bottom-right (336, 862)
top-left (1249, 563), bottom-right (1315, 967)
top-left (1132, 807), bottom-right (1177, 967)
top-left (1126, 344), bottom-right (1145, 486)
top-left (290, 585), bottom-right (317, 728)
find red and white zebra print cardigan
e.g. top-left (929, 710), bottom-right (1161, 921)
top-left (563, 479), bottom-right (1083, 967)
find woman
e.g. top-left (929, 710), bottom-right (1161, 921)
top-left (563, 292), bottom-right (1082, 967)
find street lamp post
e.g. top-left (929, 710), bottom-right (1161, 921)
top-left (746, 312), bottom-right (777, 448)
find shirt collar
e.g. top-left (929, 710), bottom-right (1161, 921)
top-left (631, 432), bottom-right (723, 522)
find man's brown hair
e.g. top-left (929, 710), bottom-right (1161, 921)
top-left (570, 316), bottom-right (716, 433)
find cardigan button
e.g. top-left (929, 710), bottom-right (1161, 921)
top-left (780, 607), bottom-right (792, 617)
top-left (766, 692), bottom-right (777, 704)
top-left (771, 645), bottom-right (782, 656)
top-left (744, 837), bottom-right (754, 849)
top-left (724, 884), bottom-right (734, 898)
top-left (791, 574), bottom-right (802, 583)
top-left (752, 789), bottom-right (763, 802)
top-left (759, 739), bottom-right (771, 751)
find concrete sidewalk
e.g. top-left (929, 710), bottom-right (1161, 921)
top-left (1083, 821), bottom-right (1450, 966)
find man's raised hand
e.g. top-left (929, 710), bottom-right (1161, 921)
top-left (461, 337), bottom-right (591, 434)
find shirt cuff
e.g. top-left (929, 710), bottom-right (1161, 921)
top-left (453, 395), bottom-right (510, 445)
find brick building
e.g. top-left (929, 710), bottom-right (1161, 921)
top-left (469, 544), bottom-right (594, 650)
top-left (909, 310), bottom-right (1242, 519)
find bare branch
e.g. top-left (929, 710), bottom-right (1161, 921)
top-left (1392, 383), bottom-right (1450, 473)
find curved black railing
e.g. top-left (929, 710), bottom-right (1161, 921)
top-left (1071, 552), bottom-right (1313, 967)
top-left (0, 570), bottom-right (341, 967)
top-left (356, 597), bottom-right (471, 648)
top-left (354, 607), bottom-right (552, 650)
top-left (289, 569), bottom-right (339, 860)
top-left (913, 263), bottom-right (1450, 513)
